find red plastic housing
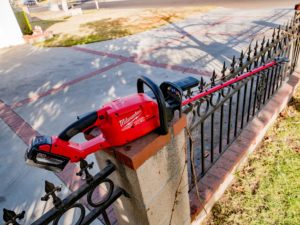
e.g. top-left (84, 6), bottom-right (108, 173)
top-left (48, 93), bottom-right (160, 162)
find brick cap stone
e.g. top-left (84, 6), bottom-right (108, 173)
top-left (104, 114), bottom-right (187, 170)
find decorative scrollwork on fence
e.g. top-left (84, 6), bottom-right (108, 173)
top-left (256, 72), bottom-right (268, 110)
top-left (3, 160), bottom-right (128, 225)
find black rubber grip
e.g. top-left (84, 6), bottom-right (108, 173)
top-left (173, 77), bottom-right (199, 91)
top-left (58, 111), bottom-right (98, 141)
top-left (137, 76), bottom-right (168, 135)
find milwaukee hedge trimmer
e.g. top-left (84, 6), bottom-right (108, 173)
top-left (25, 58), bottom-right (285, 172)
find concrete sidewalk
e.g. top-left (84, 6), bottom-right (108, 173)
top-left (0, 5), bottom-right (295, 224)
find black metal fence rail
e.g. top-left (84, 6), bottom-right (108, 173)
top-left (3, 160), bottom-right (128, 225)
top-left (186, 11), bottom-right (300, 188)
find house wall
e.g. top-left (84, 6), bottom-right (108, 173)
top-left (0, 0), bottom-right (24, 48)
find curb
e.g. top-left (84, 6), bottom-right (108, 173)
top-left (190, 69), bottom-right (300, 225)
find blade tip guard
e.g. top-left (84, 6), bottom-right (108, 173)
top-left (274, 57), bottom-right (289, 63)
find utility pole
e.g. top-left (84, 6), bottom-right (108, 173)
top-left (48, 0), bottom-right (60, 11)
top-left (61, 0), bottom-right (69, 12)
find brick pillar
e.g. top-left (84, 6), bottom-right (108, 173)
top-left (95, 115), bottom-right (190, 225)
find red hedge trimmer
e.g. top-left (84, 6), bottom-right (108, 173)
top-left (25, 59), bottom-right (284, 172)
top-left (25, 76), bottom-right (199, 172)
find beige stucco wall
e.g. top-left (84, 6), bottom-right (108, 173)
top-left (95, 128), bottom-right (191, 225)
top-left (0, 0), bottom-right (24, 48)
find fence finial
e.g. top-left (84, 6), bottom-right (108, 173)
top-left (266, 40), bottom-right (271, 59)
top-left (278, 41), bottom-right (283, 51)
top-left (260, 36), bottom-right (266, 51)
top-left (76, 159), bottom-right (94, 183)
top-left (199, 77), bottom-right (206, 92)
top-left (247, 44), bottom-right (252, 61)
top-left (272, 28), bottom-right (276, 43)
top-left (266, 39), bottom-right (270, 48)
top-left (277, 25), bottom-right (281, 39)
top-left (254, 41), bottom-right (258, 56)
top-left (41, 180), bottom-right (62, 208)
top-left (230, 55), bottom-right (236, 74)
top-left (221, 61), bottom-right (227, 80)
top-left (3, 208), bottom-right (25, 225)
top-left (239, 50), bottom-right (244, 67)
top-left (211, 70), bottom-right (217, 86)
top-left (285, 22), bottom-right (289, 32)
top-left (289, 20), bottom-right (294, 35)
top-left (289, 19), bottom-right (293, 28)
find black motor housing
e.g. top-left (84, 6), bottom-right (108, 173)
top-left (160, 76), bottom-right (199, 119)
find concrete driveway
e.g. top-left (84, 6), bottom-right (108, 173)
top-left (0, 4), bottom-right (295, 224)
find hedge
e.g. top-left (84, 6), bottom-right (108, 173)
top-left (14, 11), bottom-right (33, 35)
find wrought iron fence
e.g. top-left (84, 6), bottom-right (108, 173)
top-left (185, 11), bottom-right (300, 189)
top-left (3, 160), bottom-right (128, 225)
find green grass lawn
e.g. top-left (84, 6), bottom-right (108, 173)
top-left (203, 86), bottom-right (300, 225)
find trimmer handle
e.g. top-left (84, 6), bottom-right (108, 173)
top-left (137, 76), bottom-right (169, 135)
top-left (58, 111), bottom-right (98, 141)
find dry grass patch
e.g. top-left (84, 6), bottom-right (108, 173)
top-left (39, 6), bottom-right (214, 47)
top-left (31, 19), bottom-right (66, 31)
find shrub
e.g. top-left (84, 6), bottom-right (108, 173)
top-left (14, 11), bottom-right (33, 35)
